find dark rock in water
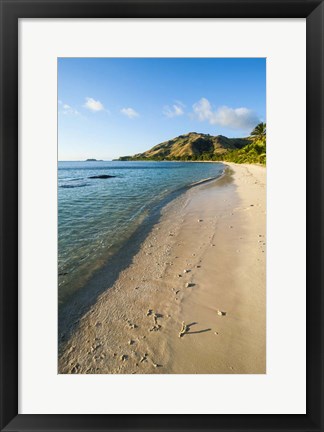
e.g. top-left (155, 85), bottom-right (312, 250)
top-left (88, 174), bottom-right (116, 179)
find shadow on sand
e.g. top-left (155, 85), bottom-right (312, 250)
top-left (186, 322), bottom-right (211, 335)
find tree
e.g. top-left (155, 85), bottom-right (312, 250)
top-left (250, 122), bottom-right (266, 143)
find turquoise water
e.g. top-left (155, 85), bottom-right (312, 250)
top-left (58, 161), bottom-right (225, 305)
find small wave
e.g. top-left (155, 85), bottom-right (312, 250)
top-left (189, 176), bottom-right (219, 187)
top-left (67, 177), bottom-right (84, 182)
top-left (59, 177), bottom-right (84, 182)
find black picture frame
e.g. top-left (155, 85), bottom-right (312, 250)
top-left (0, 1), bottom-right (323, 431)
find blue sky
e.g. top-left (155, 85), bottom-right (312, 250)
top-left (58, 58), bottom-right (266, 160)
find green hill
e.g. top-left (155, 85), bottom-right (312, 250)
top-left (118, 132), bottom-right (252, 161)
top-left (118, 125), bottom-right (266, 165)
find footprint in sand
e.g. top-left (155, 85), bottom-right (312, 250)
top-left (127, 321), bottom-right (138, 329)
top-left (140, 353), bottom-right (148, 363)
top-left (149, 325), bottom-right (161, 332)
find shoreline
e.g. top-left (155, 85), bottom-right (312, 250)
top-left (58, 163), bottom-right (266, 374)
top-left (58, 162), bottom-right (226, 308)
top-left (58, 164), bottom-right (226, 344)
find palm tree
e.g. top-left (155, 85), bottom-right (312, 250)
top-left (250, 122), bottom-right (266, 143)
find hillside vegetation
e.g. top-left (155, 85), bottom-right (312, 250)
top-left (118, 123), bottom-right (266, 165)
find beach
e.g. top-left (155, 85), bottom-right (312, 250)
top-left (58, 163), bottom-right (266, 374)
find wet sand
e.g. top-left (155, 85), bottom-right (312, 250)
top-left (58, 163), bottom-right (266, 374)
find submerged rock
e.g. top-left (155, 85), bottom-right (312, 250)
top-left (88, 174), bottom-right (116, 179)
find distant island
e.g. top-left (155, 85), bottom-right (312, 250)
top-left (85, 158), bottom-right (103, 162)
top-left (118, 124), bottom-right (266, 165)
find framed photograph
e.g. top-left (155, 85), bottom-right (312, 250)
top-left (1, 0), bottom-right (323, 431)
top-left (57, 56), bottom-right (267, 377)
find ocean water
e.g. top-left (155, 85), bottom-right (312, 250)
top-left (58, 161), bottom-right (225, 306)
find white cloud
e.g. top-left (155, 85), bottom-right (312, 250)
top-left (163, 102), bottom-right (185, 118)
top-left (120, 107), bottom-right (139, 119)
top-left (192, 97), bottom-right (259, 130)
top-left (192, 98), bottom-right (212, 121)
top-left (59, 101), bottom-right (80, 116)
top-left (83, 97), bottom-right (104, 112)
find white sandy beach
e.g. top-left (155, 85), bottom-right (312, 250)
top-left (58, 163), bottom-right (266, 374)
